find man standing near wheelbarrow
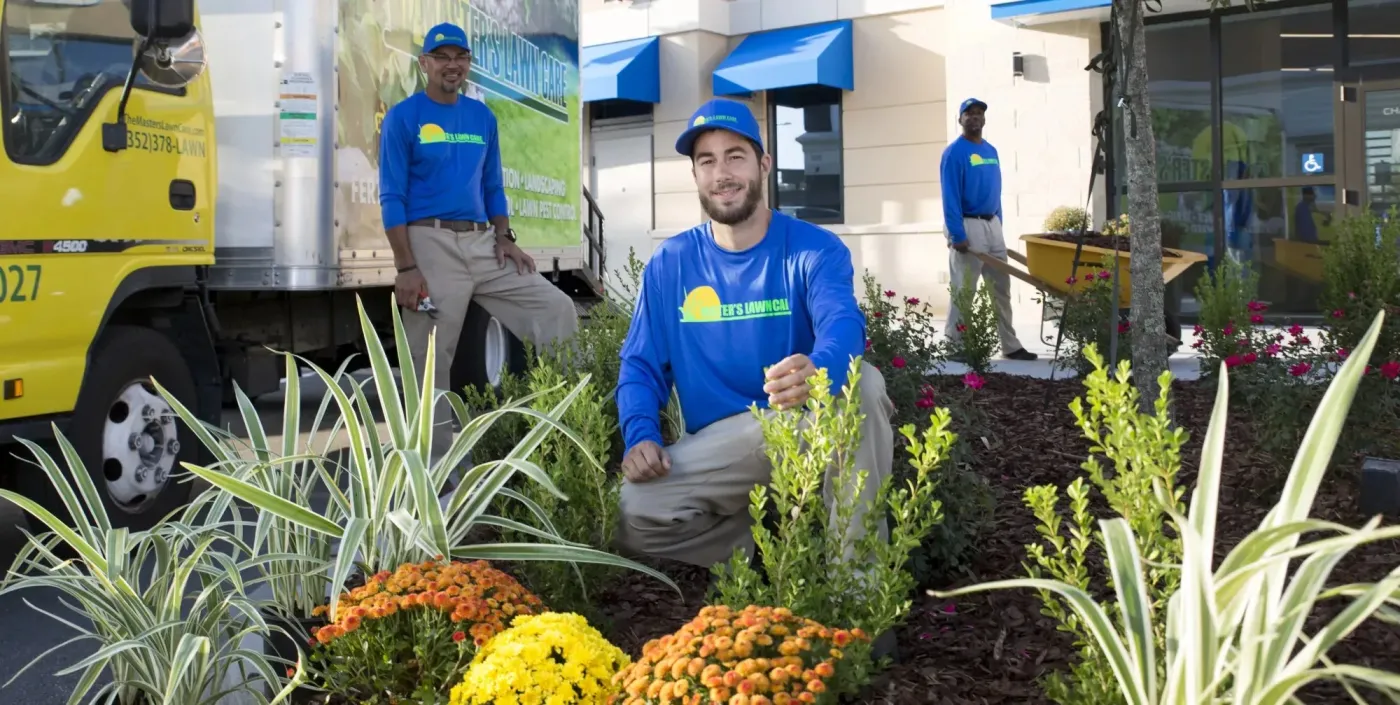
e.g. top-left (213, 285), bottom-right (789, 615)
top-left (940, 98), bottom-right (1037, 362)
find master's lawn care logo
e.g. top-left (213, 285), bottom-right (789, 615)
top-left (418, 123), bottom-right (486, 145)
top-left (692, 114), bottom-right (738, 128)
top-left (679, 286), bottom-right (791, 323)
top-left (970, 154), bottom-right (999, 166)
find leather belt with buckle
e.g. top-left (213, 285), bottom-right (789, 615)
top-left (411, 218), bottom-right (489, 232)
top-left (969, 214), bottom-right (996, 221)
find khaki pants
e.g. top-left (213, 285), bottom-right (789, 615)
top-left (402, 224), bottom-right (580, 465)
top-left (616, 362), bottom-right (894, 569)
top-left (945, 216), bottom-right (1024, 354)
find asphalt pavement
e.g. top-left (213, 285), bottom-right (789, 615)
top-left (0, 371), bottom-right (392, 705)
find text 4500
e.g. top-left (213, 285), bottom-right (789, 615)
top-left (127, 129), bottom-right (207, 157)
top-left (0, 264), bottom-right (41, 303)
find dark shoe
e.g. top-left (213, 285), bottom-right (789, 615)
top-left (871, 629), bottom-right (899, 662)
top-left (946, 352), bottom-right (968, 364)
top-left (1004, 348), bottom-right (1038, 361)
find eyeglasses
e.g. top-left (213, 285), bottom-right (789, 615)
top-left (427, 52), bottom-right (472, 64)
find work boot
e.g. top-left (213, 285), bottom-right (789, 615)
top-left (1004, 348), bottom-right (1038, 361)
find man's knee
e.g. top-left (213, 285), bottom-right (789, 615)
top-left (856, 361), bottom-right (893, 416)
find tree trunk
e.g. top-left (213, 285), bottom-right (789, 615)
top-left (1115, 0), bottom-right (1172, 411)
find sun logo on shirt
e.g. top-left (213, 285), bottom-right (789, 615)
top-left (680, 286), bottom-right (723, 323)
top-left (418, 123), bottom-right (448, 144)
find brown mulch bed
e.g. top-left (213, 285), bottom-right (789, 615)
top-left (1036, 232), bottom-right (1136, 253)
top-left (596, 373), bottom-right (1400, 704)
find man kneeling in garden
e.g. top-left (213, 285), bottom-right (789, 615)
top-left (613, 98), bottom-right (895, 570)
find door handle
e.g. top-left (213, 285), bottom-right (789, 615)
top-left (170, 179), bottom-right (196, 211)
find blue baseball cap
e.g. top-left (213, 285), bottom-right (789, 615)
top-left (423, 23), bottom-right (470, 54)
top-left (675, 98), bottom-right (765, 157)
top-left (960, 97), bottom-right (988, 114)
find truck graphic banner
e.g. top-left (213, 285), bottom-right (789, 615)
top-left (336, 0), bottom-right (582, 251)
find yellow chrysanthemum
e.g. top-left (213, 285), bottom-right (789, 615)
top-left (450, 612), bottom-right (629, 705)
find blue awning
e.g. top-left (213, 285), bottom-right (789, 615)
top-left (712, 20), bottom-right (854, 96)
top-left (991, 0), bottom-right (1109, 22)
top-left (581, 36), bottom-right (661, 103)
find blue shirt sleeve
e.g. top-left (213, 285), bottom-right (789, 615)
top-left (616, 263), bottom-right (673, 453)
top-left (941, 144), bottom-right (967, 244)
top-left (378, 104), bottom-right (412, 229)
top-left (481, 108), bottom-right (510, 220)
top-left (805, 242), bottom-right (866, 396)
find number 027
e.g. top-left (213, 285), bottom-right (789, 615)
top-left (0, 264), bottom-right (41, 303)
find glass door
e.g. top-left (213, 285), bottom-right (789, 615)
top-left (1341, 81), bottom-right (1400, 219)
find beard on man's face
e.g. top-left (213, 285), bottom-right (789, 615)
top-left (699, 175), bottom-right (764, 226)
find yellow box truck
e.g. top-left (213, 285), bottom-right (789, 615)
top-left (0, 0), bottom-right (601, 530)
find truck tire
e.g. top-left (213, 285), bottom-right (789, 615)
top-left (452, 300), bottom-right (528, 395)
top-left (15, 325), bottom-right (200, 533)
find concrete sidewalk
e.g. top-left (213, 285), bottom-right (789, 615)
top-left (926, 317), bottom-right (1207, 381)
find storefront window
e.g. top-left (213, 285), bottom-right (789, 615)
top-left (1111, 20), bottom-right (1213, 189)
top-left (1364, 88), bottom-right (1400, 218)
top-left (1348, 0), bottom-right (1400, 70)
top-left (768, 85), bottom-right (843, 225)
top-left (1220, 5), bottom-right (1336, 180)
top-left (1224, 185), bottom-right (1334, 314)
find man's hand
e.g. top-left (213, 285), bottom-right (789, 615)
top-left (764, 354), bottom-right (819, 410)
top-left (952, 240), bottom-right (970, 253)
top-left (495, 237), bottom-right (537, 275)
top-left (621, 440), bottom-right (670, 483)
top-left (395, 267), bottom-right (429, 309)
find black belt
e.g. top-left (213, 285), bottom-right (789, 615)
top-left (968, 214), bottom-right (996, 221)
top-left (410, 218), bottom-right (489, 232)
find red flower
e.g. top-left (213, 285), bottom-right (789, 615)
top-left (915, 397), bottom-right (935, 409)
top-left (1250, 314), bottom-right (1264, 324)
top-left (1337, 348), bottom-right (1349, 361)
top-left (873, 312), bottom-right (883, 318)
top-left (452, 631), bottom-right (467, 643)
top-left (962, 372), bottom-right (985, 390)
top-left (1225, 354), bottom-right (1243, 368)
top-left (1083, 273), bottom-right (1096, 282)
top-left (1266, 343), bottom-right (1281, 357)
top-left (1118, 321), bottom-right (1131, 333)
top-left (884, 290), bottom-right (896, 298)
top-left (1096, 270), bottom-right (1111, 280)
top-left (892, 356), bottom-right (907, 369)
top-left (1238, 337), bottom-right (1249, 347)
top-left (865, 339), bottom-right (872, 350)
top-left (1191, 340), bottom-right (1203, 349)
top-left (1381, 361), bottom-right (1400, 380)
top-left (1331, 309), bottom-right (1345, 319)
top-left (920, 383), bottom-right (936, 398)
top-left (1247, 300), bottom-right (1268, 312)
top-left (1193, 324), bottom-right (1204, 335)
top-left (1223, 323), bottom-right (1235, 336)
top-left (1289, 324), bottom-right (1304, 337)
top-left (1242, 352), bottom-right (1257, 364)
top-left (956, 323), bottom-right (967, 333)
top-left (906, 296), bottom-right (921, 306)
top-left (1289, 362), bottom-right (1312, 377)
top-left (1065, 276), bottom-right (1077, 285)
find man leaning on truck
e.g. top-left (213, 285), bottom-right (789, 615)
top-left (378, 22), bottom-right (579, 461)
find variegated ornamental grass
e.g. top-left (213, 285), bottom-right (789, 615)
top-left (0, 433), bottom-right (306, 705)
top-left (167, 295), bottom-right (678, 626)
top-left (933, 310), bottom-right (1400, 704)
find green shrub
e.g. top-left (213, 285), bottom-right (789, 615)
top-left (712, 360), bottom-right (956, 696)
top-left (1054, 259), bottom-right (1133, 377)
top-left (945, 278), bottom-right (999, 374)
top-left (1021, 346), bottom-right (1186, 705)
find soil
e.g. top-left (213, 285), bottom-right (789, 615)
top-left (1036, 232), bottom-right (1147, 254)
top-left (595, 373), bottom-right (1400, 705)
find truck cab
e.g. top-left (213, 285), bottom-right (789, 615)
top-left (0, 0), bottom-right (600, 531)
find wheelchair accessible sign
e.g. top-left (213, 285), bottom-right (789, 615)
top-left (1303, 153), bottom-right (1325, 174)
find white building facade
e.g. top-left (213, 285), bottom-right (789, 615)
top-left (581, 0), bottom-right (1400, 321)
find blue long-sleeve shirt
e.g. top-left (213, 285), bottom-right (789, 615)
top-left (940, 136), bottom-right (1003, 244)
top-left (615, 211), bottom-right (867, 453)
top-left (378, 92), bottom-right (509, 229)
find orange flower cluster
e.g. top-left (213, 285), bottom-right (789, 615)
top-left (310, 557), bottom-right (544, 647)
top-left (609, 605), bottom-right (869, 705)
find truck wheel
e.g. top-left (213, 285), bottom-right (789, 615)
top-left (451, 301), bottom-right (528, 394)
top-left (16, 325), bottom-right (199, 533)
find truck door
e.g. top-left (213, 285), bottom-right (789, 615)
top-left (0, 0), bottom-right (215, 423)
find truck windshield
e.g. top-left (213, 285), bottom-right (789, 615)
top-left (2, 0), bottom-right (149, 165)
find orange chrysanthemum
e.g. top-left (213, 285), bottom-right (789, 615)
top-left (607, 605), bottom-right (867, 705)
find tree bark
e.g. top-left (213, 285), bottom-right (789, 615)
top-left (1115, 0), bottom-right (1172, 411)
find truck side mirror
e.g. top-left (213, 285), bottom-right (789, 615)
top-left (128, 0), bottom-right (195, 40)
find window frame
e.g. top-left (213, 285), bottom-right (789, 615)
top-left (764, 85), bottom-right (846, 226)
top-left (1, 1), bottom-right (185, 168)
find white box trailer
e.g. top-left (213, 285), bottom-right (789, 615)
top-left (195, 0), bottom-right (604, 393)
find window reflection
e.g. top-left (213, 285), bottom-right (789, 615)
top-left (769, 85), bottom-right (844, 224)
